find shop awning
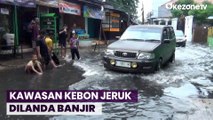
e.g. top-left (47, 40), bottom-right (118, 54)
top-left (15, 0), bottom-right (36, 8)
top-left (41, 13), bottom-right (57, 17)
top-left (0, 0), bottom-right (14, 5)
top-left (78, 0), bottom-right (104, 7)
top-left (36, 0), bottom-right (59, 8)
top-left (0, 0), bottom-right (36, 8)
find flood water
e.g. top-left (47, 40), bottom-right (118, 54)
top-left (0, 61), bottom-right (85, 120)
top-left (1, 43), bottom-right (213, 120)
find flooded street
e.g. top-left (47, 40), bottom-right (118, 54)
top-left (57, 42), bottom-right (213, 120)
top-left (1, 42), bottom-right (213, 120)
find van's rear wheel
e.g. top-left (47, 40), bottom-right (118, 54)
top-left (156, 59), bottom-right (163, 71)
top-left (169, 52), bottom-right (175, 63)
top-left (182, 42), bottom-right (186, 47)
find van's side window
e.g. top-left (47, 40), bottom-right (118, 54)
top-left (163, 28), bottom-right (169, 40)
top-left (167, 28), bottom-right (172, 39)
top-left (169, 27), bottom-right (175, 39)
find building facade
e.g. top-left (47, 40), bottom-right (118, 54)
top-left (0, 0), bottom-right (130, 49)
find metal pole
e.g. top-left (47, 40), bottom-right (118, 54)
top-left (14, 5), bottom-right (19, 46)
top-left (13, 4), bottom-right (19, 57)
top-left (142, 1), bottom-right (144, 24)
top-left (37, 5), bottom-right (40, 18)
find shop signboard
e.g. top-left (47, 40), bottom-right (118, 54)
top-left (83, 5), bottom-right (105, 20)
top-left (59, 1), bottom-right (81, 16)
top-left (0, 8), bottom-right (9, 14)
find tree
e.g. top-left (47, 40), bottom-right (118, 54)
top-left (171, 0), bottom-right (195, 18)
top-left (171, 0), bottom-right (213, 25)
top-left (189, 1), bottom-right (213, 24)
top-left (170, 0), bottom-right (195, 32)
top-left (105, 0), bottom-right (139, 20)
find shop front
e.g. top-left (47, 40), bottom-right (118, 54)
top-left (37, 0), bottom-right (60, 44)
top-left (0, 3), bottom-right (13, 48)
top-left (36, 0), bottom-right (59, 16)
top-left (0, 0), bottom-right (35, 57)
top-left (0, 0), bottom-right (37, 48)
top-left (17, 6), bottom-right (36, 47)
top-left (0, 1), bottom-right (35, 51)
top-left (13, 0), bottom-right (36, 48)
top-left (102, 9), bottom-right (129, 40)
top-left (59, 0), bottom-right (83, 39)
top-left (83, 5), bottom-right (104, 39)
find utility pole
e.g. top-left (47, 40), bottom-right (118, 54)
top-left (141, 1), bottom-right (144, 24)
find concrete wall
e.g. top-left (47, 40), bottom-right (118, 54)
top-left (185, 16), bottom-right (193, 42)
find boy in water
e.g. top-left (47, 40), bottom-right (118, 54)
top-left (70, 31), bottom-right (80, 60)
top-left (25, 54), bottom-right (43, 75)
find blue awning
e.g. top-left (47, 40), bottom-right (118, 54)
top-left (0, 0), bottom-right (14, 5)
top-left (0, 0), bottom-right (36, 8)
top-left (15, 0), bottom-right (36, 8)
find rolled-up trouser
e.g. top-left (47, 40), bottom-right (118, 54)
top-left (71, 48), bottom-right (80, 60)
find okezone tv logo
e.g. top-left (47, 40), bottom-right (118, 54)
top-left (166, 3), bottom-right (208, 10)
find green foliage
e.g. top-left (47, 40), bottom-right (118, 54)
top-left (189, 2), bottom-right (213, 24)
top-left (106, 0), bottom-right (139, 20)
top-left (171, 0), bottom-right (213, 24)
top-left (176, 0), bottom-right (195, 4)
top-left (171, 9), bottom-right (183, 18)
top-left (171, 0), bottom-right (195, 17)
